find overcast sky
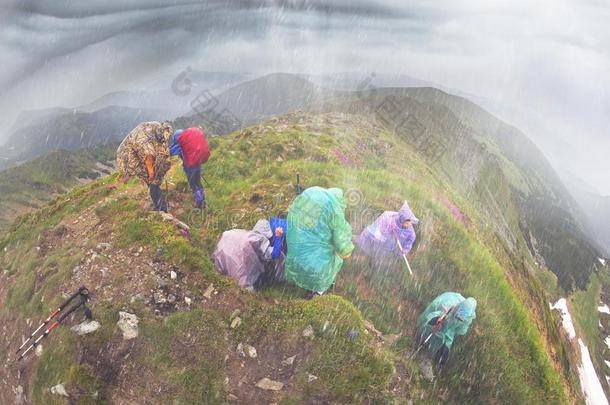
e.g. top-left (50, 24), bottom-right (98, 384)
top-left (0, 0), bottom-right (608, 193)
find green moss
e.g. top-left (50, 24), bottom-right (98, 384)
top-left (32, 328), bottom-right (106, 404)
top-left (237, 295), bottom-right (395, 402)
top-left (138, 309), bottom-right (228, 404)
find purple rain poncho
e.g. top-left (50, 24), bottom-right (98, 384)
top-left (212, 219), bottom-right (278, 289)
top-left (356, 201), bottom-right (419, 260)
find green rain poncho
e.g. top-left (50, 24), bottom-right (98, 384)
top-left (285, 187), bottom-right (355, 293)
top-left (417, 292), bottom-right (477, 354)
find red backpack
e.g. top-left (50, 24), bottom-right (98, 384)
top-left (177, 127), bottom-right (211, 168)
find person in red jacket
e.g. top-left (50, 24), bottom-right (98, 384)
top-left (170, 127), bottom-right (211, 209)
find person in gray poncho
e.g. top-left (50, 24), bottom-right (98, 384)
top-left (212, 219), bottom-right (285, 290)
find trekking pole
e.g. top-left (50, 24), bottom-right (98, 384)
top-left (17, 293), bottom-right (91, 361)
top-left (407, 307), bottom-right (453, 361)
top-left (165, 179), bottom-right (170, 211)
top-left (390, 224), bottom-right (413, 276)
top-left (15, 287), bottom-right (88, 355)
top-left (295, 173), bottom-right (303, 196)
top-left (201, 174), bottom-right (210, 187)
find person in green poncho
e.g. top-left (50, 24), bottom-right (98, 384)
top-left (285, 186), bottom-right (355, 299)
top-left (417, 292), bottom-right (477, 366)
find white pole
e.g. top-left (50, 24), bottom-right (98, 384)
top-left (395, 237), bottom-right (414, 276)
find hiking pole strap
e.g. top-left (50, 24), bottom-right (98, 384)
top-left (58, 298), bottom-right (87, 324)
top-left (60, 287), bottom-right (88, 310)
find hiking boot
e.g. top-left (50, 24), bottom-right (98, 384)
top-left (193, 188), bottom-right (205, 209)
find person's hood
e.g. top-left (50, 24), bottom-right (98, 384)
top-left (154, 122), bottom-right (173, 143)
top-left (172, 129), bottom-right (184, 144)
top-left (327, 188), bottom-right (346, 210)
top-left (398, 200), bottom-right (419, 225)
top-left (455, 297), bottom-right (477, 321)
top-left (252, 219), bottom-right (273, 239)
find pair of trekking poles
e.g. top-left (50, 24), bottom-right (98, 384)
top-left (14, 286), bottom-right (92, 361)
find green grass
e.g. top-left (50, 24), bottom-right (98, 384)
top-left (138, 309), bottom-right (228, 404)
top-left (236, 294), bottom-right (395, 403)
top-left (32, 328), bottom-right (106, 404)
top-left (0, 144), bottom-right (117, 229)
top-left (0, 112), bottom-right (577, 403)
top-left (571, 269), bottom-right (610, 379)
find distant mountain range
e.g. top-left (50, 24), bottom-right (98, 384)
top-left (562, 173), bottom-right (610, 256)
top-left (0, 106), bottom-right (164, 170)
top-left (0, 144), bottom-right (116, 229)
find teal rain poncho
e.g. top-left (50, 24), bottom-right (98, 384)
top-left (285, 187), bottom-right (355, 293)
top-left (417, 292), bottom-right (477, 354)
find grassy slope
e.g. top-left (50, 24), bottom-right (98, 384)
top-left (0, 144), bottom-right (117, 229)
top-left (0, 112), bottom-right (578, 403)
top-left (570, 267), bottom-right (610, 399)
top-left (314, 88), bottom-right (599, 293)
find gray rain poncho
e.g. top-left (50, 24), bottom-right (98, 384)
top-left (212, 220), bottom-right (283, 289)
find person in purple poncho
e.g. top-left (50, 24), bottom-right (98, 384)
top-left (355, 200), bottom-right (419, 271)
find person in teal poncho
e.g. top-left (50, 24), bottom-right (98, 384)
top-left (417, 292), bottom-right (477, 366)
top-left (285, 186), bottom-right (354, 298)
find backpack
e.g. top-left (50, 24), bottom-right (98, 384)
top-left (177, 127), bottom-right (211, 168)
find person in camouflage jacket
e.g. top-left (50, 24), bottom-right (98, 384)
top-left (117, 121), bottom-right (173, 212)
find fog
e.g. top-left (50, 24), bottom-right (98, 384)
top-left (0, 0), bottom-right (608, 194)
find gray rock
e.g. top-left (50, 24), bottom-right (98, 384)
top-left (117, 312), bottom-right (139, 340)
top-left (154, 292), bottom-right (167, 304)
top-left (255, 378), bottom-right (284, 391)
top-left (184, 297), bottom-right (192, 305)
top-left (230, 316), bottom-right (242, 329)
top-left (419, 358), bottom-right (435, 382)
top-left (302, 325), bottom-right (315, 338)
top-left (281, 355), bottom-right (296, 366)
top-left (237, 343), bottom-right (257, 358)
top-left (203, 284), bottom-right (215, 299)
top-left (50, 383), bottom-right (69, 397)
top-left (14, 385), bottom-right (24, 404)
top-left (96, 243), bottom-right (112, 251)
top-left (167, 294), bottom-right (176, 304)
top-left (170, 271), bottom-right (177, 280)
top-left (307, 374), bottom-right (318, 383)
top-left (71, 321), bottom-right (101, 336)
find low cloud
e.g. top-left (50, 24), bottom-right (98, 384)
top-left (0, 0), bottom-right (608, 192)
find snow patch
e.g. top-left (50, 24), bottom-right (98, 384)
top-left (550, 298), bottom-right (576, 339)
top-left (551, 298), bottom-right (609, 404)
top-left (599, 258), bottom-right (607, 266)
top-left (578, 338), bottom-right (609, 405)
top-left (599, 304), bottom-right (610, 315)
top-left (605, 360), bottom-right (610, 369)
